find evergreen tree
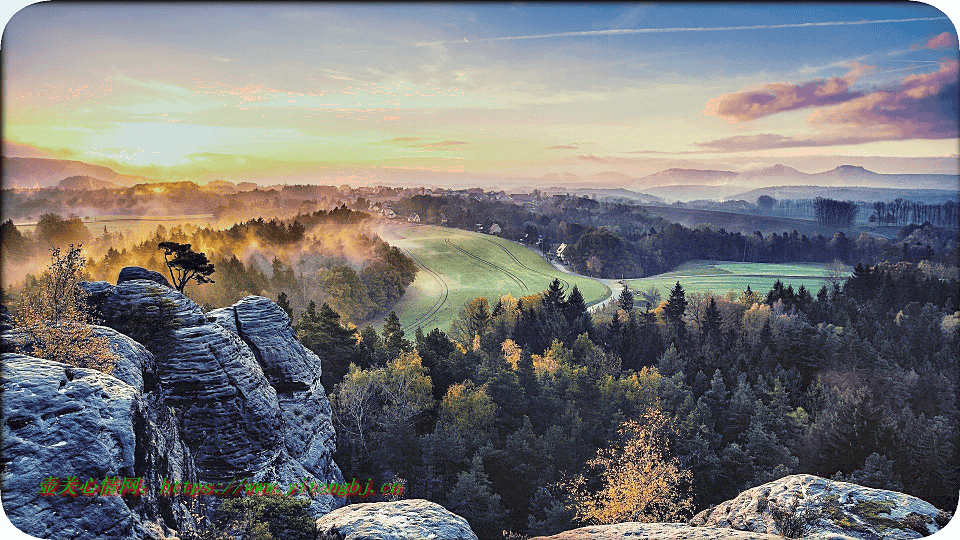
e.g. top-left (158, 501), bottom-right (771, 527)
top-left (664, 282), bottom-right (688, 342)
top-left (297, 302), bottom-right (359, 392)
top-left (446, 455), bottom-right (505, 540)
top-left (618, 286), bottom-right (634, 312)
top-left (276, 291), bottom-right (293, 319)
top-left (542, 278), bottom-right (565, 314)
top-left (382, 311), bottom-right (410, 359)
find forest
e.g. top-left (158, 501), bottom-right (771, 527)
top-left (297, 259), bottom-right (959, 538)
top-left (1, 206), bottom-right (417, 323)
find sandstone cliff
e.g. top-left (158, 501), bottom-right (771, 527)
top-left (1, 268), bottom-right (344, 538)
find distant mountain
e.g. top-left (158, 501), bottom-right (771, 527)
top-left (2, 157), bottom-right (156, 189)
top-left (58, 175), bottom-right (118, 190)
top-left (637, 168), bottom-right (737, 188)
top-left (731, 185), bottom-right (958, 204)
top-left (739, 164), bottom-right (807, 179)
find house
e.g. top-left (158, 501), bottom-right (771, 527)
top-left (556, 243), bottom-right (567, 260)
top-left (407, 213), bottom-right (420, 223)
top-left (489, 223), bottom-right (502, 235)
top-left (383, 208), bottom-right (397, 219)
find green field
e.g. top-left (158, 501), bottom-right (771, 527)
top-left (380, 224), bottom-right (611, 332)
top-left (624, 260), bottom-right (848, 302)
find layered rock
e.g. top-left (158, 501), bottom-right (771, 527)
top-left (690, 474), bottom-right (952, 539)
top-left (117, 267), bottom-right (171, 288)
top-left (531, 522), bottom-right (784, 540)
top-left (209, 296), bottom-right (339, 484)
top-left (80, 275), bottom-right (343, 515)
top-left (315, 499), bottom-right (479, 540)
top-left (0, 353), bottom-right (190, 540)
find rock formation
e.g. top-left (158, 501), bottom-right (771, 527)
top-left (315, 499), bottom-right (479, 540)
top-left (690, 474), bottom-right (952, 539)
top-left (2, 268), bottom-right (344, 538)
top-left (531, 522), bottom-right (783, 540)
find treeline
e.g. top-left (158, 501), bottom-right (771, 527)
top-left (813, 197), bottom-right (858, 228)
top-left (4, 208), bottom-right (417, 323)
top-left (871, 199), bottom-right (960, 227)
top-left (305, 262), bottom-right (959, 538)
top-left (395, 194), bottom-right (957, 279)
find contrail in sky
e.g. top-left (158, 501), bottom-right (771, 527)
top-left (418, 17), bottom-right (948, 46)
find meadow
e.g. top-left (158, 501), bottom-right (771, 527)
top-left (624, 260), bottom-right (849, 303)
top-left (379, 223), bottom-right (611, 332)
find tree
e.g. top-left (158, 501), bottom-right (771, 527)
top-left (158, 241), bottom-right (215, 293)
top-left (382, 311), bottom-right (410, 359)
top-left (297, 302), bottom-right (359, 392)
top-left (276, 291), bottom-right (293, 319)
top-left (757, 195), bottom-right (777, 214)
top-left (446, 455), bottom-right (505, 540)
top-left (664, 281), bottom-right (688, 341)
top-left (12, 245), bottom-right (116, 373)
top-left (566, 409), bottom-right (693, 524)
top-left (618, 286), bottom-right (634, 312)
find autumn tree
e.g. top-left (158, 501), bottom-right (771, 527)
top-left (12, 245), bottom-right (116, 373)
top-left (565, 409), bottom-right (693, 524)
top-left (158, 241), bottom-right (216, 293)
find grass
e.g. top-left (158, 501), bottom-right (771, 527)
top-left (380, 224), bottom-right (610, 332)
top-left (379, 224), bottom-right (851, 334)
top-left (624, 260), bottom-right (849, 300)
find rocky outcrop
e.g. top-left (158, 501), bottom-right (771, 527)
top-left (117, 267), bottom-right (171, 288)
top-left (531, 522), bottom-right (784, 540)
top-left (690, 474), bottom-right (952, 539)
top-left (0, 353), bottom-right (190, 540)
top-left (209, 296), bottom-right (339, 484)
top-left (315, 499), bottom-right (479, 540)
top-left (80, 273), bottom-right (343, 515)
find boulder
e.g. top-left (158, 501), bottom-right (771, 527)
top-left (690, 474), bottom-right (952, 539)
top-left (117, 267), bottom-right (171, 288)
top-left (315, 499), bottom-right (478, 540)
top-left (531, 522), bottom-right (785, 540)
top-left (0, 354), bottom-right (184, 540)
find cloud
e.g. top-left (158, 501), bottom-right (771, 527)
top-left (419, 140), bottom-right (469, 148)
top-left (549, 144), bottom-right (578, 149)
top-left (418, 16), bottom-right (947, 46)
top-left (698, 60), bottom-right (959, 151)
top-left (392, 137), bottom-right (421, 142)
top-left (704, 62), bottom-right (873, 122)
top-left (808, 60), bottom-right (958, 138)
top-left (925, 32), bottom-right (959, 50)
top-left (577, 154), bottom-right (606, 162)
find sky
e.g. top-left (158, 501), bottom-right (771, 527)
top-left (2, 2), bottom-right (959, 187)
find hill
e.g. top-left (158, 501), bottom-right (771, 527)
top-left (58, 175), bottom-right (119, 190)
top-left (2, 157), bottom-right (157, 189)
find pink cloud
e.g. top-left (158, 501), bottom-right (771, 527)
top-left (925, 32), bottom-right (959, 50)
top-left (698, 60), bottom-right (958, 151)
top-left (577, 155), bottom-right (606, 162)
top-left (549, 144), bottom-right (578, 149)
top-left (704, 62), bottom-right (873, 122)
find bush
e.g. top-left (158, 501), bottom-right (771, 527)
top-left (12, 245), bottom-right (115, 372)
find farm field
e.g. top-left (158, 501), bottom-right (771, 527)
top-left (624, 260), bottom-right (849, 303)
top-left (379, 223), bottom-right (611, 332)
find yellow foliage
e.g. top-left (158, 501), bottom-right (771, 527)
top-left (12, 246), bottom-right (116, 373)
top-left (501, 339), bottom-right (522, 370)
top-left (439, 380), bottom-right (497, 434)
top-left (566, 409), bottom-right (693, 525)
